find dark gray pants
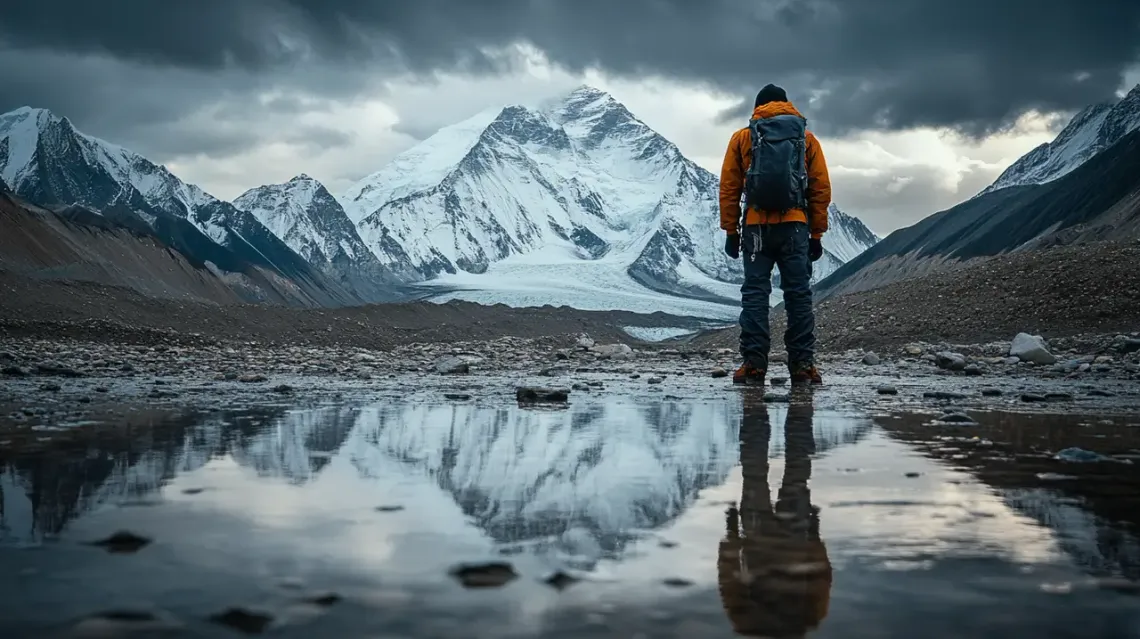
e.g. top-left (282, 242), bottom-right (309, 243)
top-left (739, 222), bottom-right (816, 368)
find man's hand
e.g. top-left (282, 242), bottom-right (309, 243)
top-left (808, 238), bottom-right (823, 262)
top-left (725, 234), bottom-right (740, 259)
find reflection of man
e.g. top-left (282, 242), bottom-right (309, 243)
top-left (718, 392), bottom-right (832, 638)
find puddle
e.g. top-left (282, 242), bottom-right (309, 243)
top-left (1, 395), bottom-right (1139, 637)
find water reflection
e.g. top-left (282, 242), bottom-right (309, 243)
top-left (0, 407), bottom-right (357, 545)
top-left (880, 412), bottom-right (1140, 582)
top-left (719, 392), bottom-right (832, 638)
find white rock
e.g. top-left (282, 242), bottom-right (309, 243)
top-left (592, 343), bottom-right (633, 359)
top-left (576, 335), bottom-right (596, 349)
top-left (862, 352), bottom-right (881, 366)
top-left (1009, 333), bottom-right (1057, 365)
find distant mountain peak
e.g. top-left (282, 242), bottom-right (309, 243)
top-left (982, 82), bottom-right (1140, 194)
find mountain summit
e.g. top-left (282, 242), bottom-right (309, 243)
top-left (233, 175), bottom-right (411, 301)
top-left (339, 86), bottom-right (878, 314)
top-left (0, 106), bottom-right (359, 306)
top-left (983, 83), bottom-right (1140, 194)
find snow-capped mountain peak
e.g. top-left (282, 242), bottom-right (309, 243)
top-left (233, 174), bottom-right (408, 298)
top-left (1, 105), bottom-right (358, 306)
top-left (338, 86), bottom-right (878, 315)
top-left (983, 83), bottom-right (1140, 194)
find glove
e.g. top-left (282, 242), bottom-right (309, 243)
top-left (724, 233), bottom-right (740, 259)
top-left (808, 238), bottom-right (823, 262)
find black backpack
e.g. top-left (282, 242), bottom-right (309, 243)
top-left (744, 114), bottom-right (809, 213)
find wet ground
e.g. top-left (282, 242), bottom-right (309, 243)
top-left (2, 372), bottom-right (1140, 637)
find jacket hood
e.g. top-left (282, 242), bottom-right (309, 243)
top-left (751, 101), bottom-right (804, 120)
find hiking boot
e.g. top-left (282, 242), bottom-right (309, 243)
top-left (733, 362), bottom-right (767, 385)
top-left (789, 361), bottom-right (823, 385)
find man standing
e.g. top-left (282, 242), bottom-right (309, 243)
top-left (720, 84), bottom-right (831, 386)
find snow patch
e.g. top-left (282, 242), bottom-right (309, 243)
top-left (622, 326), bottom-right (696, 342)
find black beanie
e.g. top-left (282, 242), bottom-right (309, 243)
top-left (754, 84), bottom-right (788, 107)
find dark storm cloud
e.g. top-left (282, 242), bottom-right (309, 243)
top-left (3, 0), bottom-right (1139, 138)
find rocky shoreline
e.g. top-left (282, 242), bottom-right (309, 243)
top-left (3, 328), bottom-right (1139, 438)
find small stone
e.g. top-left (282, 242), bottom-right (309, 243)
top-left (303, 593), bottom-right (342, 607)
top-left (905, 472), bottom-right (922, 478)
top-left (375, 505), bottom-right (405, 513)
top-left (39, 383), bottom-right (61, 392)
top-left (769, 377), bottom-right (788, 386)
top-left (935, 352), bottom-right (967, 371)
top-left (94, 386), bottom-right (109, 393)
top-left (862, 352), bottom-right (881, 366)
top-left (541, 366), bottom-right (568, 377)
top-left (450, 561), bottom-right (519, 588)
top-left (543, 571), bottom-right (581, 590)
top-left (444, 393), bottom-right (472, 401)
top-left (88, 531), bottom-right (152, 554)
top-left (647, 377), bottom-right (664, 385)
top-left (938, 412), bottom-right (977, 424)
top-left (517, 387), bottom-right (570, 404)
top-left (434, 356), bottom-right (470, 375)
top-left (981, 388), bottom-right (1003, 397)
top-left (662, 577), bottom-right (694, 588)
top-left (904, 344), bottom-right (924, 356)
top-left (239, 373), bottom-right (268, 383)
top-left (1021, 393), bottom-right (1048, 403)
top-left (272, 384), bottom-right (293, 394)
top-left (877, 386), bottom-right (898, 395)
top-left (1045, 392), bottom-right (1074, 401)
top-left (209, 608), bottom-right (274, 634)
top-left (963, 364), bottom-right (983, 376)
top-left (711, 367), bottom-right (728, 379)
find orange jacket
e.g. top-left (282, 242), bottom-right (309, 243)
top-left (719, 101), bottom-right (832, 239)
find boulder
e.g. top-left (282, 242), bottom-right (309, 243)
top-left (1009, 333), bottom-right (1056, 365)
top-left (435, 356), bottom-right (470, 375)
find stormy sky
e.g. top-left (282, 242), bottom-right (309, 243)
top-left (2, 0), bottom-right (1139, 233)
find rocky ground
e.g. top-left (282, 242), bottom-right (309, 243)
top-left (3, 327), bottom-right (1139, 439)
top-left (695, 240), bottom-right (1140, 353)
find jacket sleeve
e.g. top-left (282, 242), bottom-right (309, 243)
top-left (719, 129), bottom-right (746, 233)
top-left (805, 132), bottom-right (831, 239)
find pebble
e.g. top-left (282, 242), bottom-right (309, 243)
top-left (517, 387), bottom-right (570, 404)
top-left (877, 386), bottom-right (899, 395)
top-left (710, 367), bottom-right (728, 379)
top-left (862, 352), bottom-right (881, 366)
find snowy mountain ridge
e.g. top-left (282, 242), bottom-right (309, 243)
top-left (338, 86), bottom-right (879, 316)
top-left (233, 174), bottom-right (412, 300)
top-left (0, 106), bottom-right (359, 306)
top-left (982, 83), bottom-right (1140, 194)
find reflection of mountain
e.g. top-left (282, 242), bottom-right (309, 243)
top-left (879, 413), bottom-right (1140, 581)
top-left (228, 407), bottom-right (360, 484)
top-left (0, 407), bottom-right (356, 544)
top-left (345, 397), bottom-right (871, 557)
